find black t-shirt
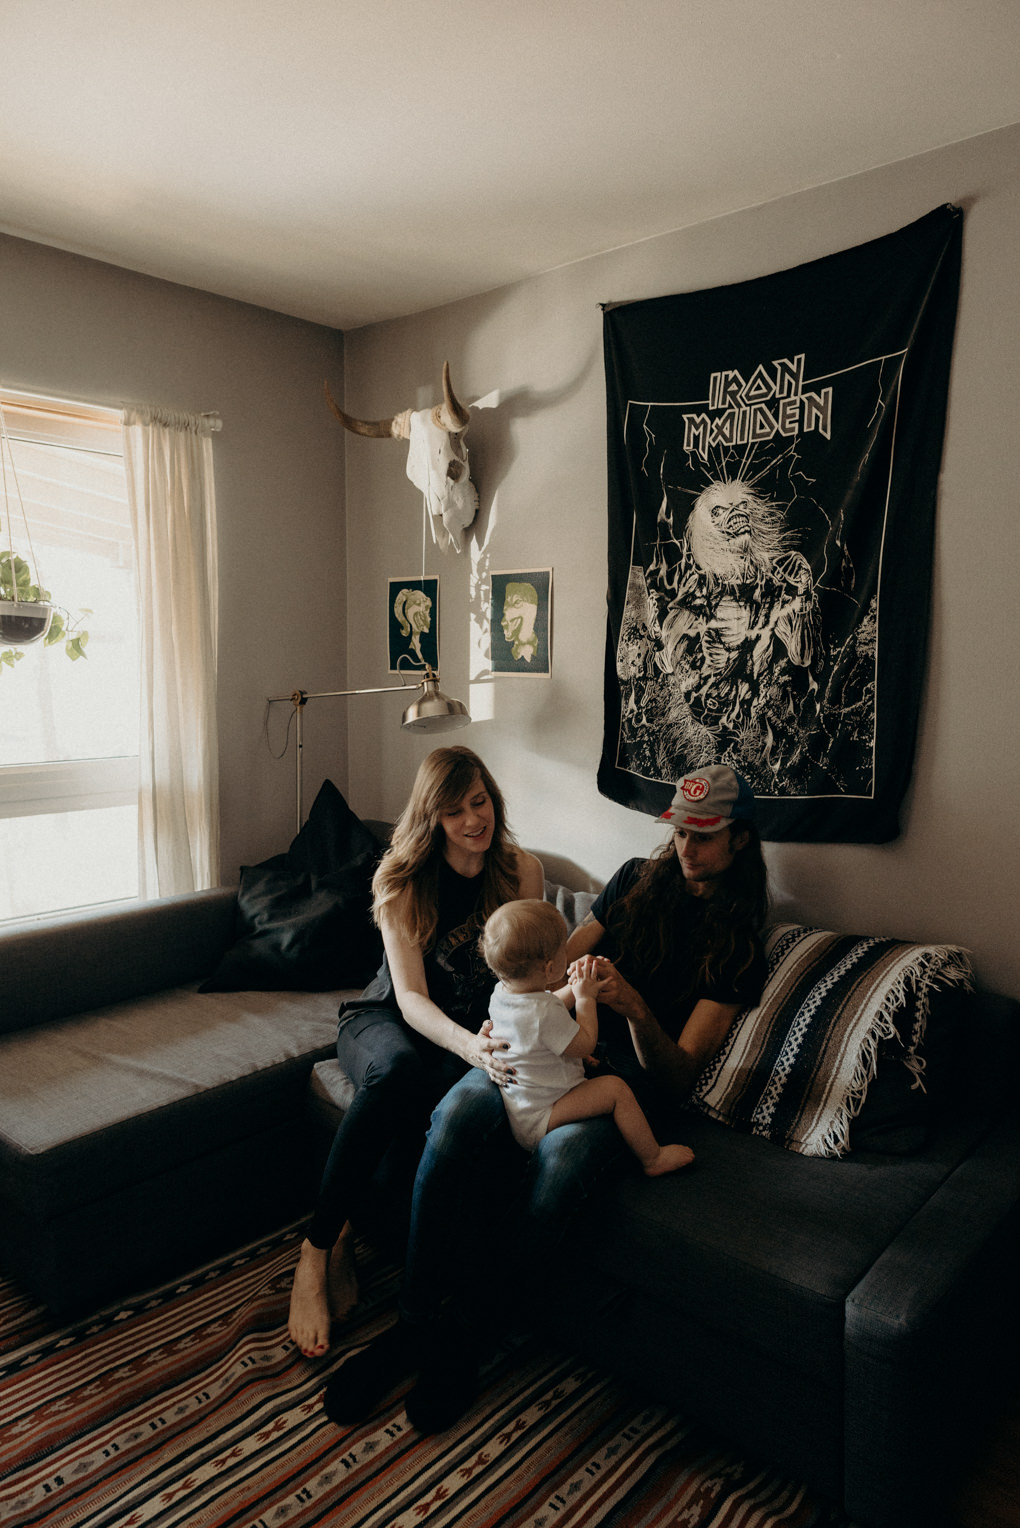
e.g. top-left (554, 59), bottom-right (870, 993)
top-left (590, 857), bottom-right (766, 1051)
top-left (353, 855), bottom-right (492, 1030)
top-left (420, 857), bottom-right (494, 1027)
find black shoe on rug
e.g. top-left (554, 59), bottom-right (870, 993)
top-left (322, 1320), bottom-right (418, 1425)
top-left (404, 1326), bottom-right (478, 1434)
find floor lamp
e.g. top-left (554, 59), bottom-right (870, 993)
top-left (267, 667), bottom-right (470, 831)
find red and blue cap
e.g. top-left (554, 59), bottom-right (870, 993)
top-left (656, 765), bottom-right (756, 834)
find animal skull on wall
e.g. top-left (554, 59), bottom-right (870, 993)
top-left (325, 361), bottom-right (479, 554)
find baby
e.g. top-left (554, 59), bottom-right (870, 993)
top-left (480, 899), bottom-right (694, 1175)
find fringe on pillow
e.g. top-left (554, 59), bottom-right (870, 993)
top-left (814, 943), bottom-right (974, 1159)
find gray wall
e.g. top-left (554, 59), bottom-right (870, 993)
top-left (343, 123), bottom-right (1020, 998)
top-left (0, 232), bottom-right (347, 877)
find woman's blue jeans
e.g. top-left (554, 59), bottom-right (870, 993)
top-left (399, 1067), bottom-right (627, 1324)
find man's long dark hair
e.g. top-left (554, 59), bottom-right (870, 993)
top-left (607, 824), bottom-right (768, 997)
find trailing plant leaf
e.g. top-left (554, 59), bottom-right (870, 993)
top-left (62, 609), bottom-right (90, 660)
top-left (0, 648), bottom-right (25, 671)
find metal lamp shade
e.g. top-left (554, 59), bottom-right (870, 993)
top-left (401, 674), bottom-right (471, 731)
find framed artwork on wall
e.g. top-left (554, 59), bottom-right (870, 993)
top-left (388, 576), bottom-right (439, 674)
top-left (489, 569), bottom-right (552, 676)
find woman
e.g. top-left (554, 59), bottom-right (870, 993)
top-left (324, 764), bottom-right (768, 1431)
top-left (287, 746), bottom-right (543, 1357)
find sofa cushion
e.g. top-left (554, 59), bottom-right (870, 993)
top-left (200, 780), bottom-right (384, 992)
top-left (308, 1056), bottom-right (357, 1122)
top-left (0, 981), bottom-right (361, 1218)
top-left (0, 888), bottom-right (238, 1036)
top-left (592, 1108), bottom-right (990, 1382)
top-left (544, 880), bottom-right (597, 934)
top-left (691, 924), bottom-right (973, 1157)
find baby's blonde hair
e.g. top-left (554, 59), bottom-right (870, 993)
top-left (481, 898), bottom-right (566, 983)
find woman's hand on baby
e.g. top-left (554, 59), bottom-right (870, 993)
top-left (471, 1018), bottom-right (516, 1087)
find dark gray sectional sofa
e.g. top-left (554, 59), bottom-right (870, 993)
top-left (556, 1004), bottom-right (1020, 1528)
top-left (0, 888), bottom-right (368, 1315)
top-left (1, 856), bottom-right (1017, 1528)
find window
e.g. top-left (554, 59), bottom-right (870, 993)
top-left (0, 390), bottom-right (139, 921)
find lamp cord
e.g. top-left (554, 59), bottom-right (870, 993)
top-left (262, 696), bottom-right (298, 759)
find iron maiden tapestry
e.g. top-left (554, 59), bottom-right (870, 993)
top-left (599, 204), bottom-right (962, 843)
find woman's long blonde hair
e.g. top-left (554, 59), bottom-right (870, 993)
top-left (372, 746), bottom-right (521, 950)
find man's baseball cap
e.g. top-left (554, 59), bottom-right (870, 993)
top-left (656, 765), bottom-right (756, 834)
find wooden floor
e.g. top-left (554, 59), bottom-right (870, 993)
top-left (952, 1383), bottom-right (1020, 1528)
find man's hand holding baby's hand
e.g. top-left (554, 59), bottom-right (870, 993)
top-left (569, 954), bottom-right (612, 990)
top-left (570, 962), bottom-right (605, 1003)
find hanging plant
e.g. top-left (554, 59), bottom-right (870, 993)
top-left (0, 400), bottom-right (91, 674)
top-left (0, 551), bottom-right (90, 672)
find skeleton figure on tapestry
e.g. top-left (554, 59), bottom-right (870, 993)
top-left (620, 476), bottom-right (823, 779)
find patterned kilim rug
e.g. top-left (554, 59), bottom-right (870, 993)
top-left (0, 1225), bottom-right (856, 1528)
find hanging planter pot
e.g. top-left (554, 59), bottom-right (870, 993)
top-left (0, 596), bottom-right (52, 645)
top-left (0, 398), bottom-right (90, 674)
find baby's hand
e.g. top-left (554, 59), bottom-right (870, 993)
top-left (571, 969), bottom-right (604, 1002)
top-left (568, 953), bottom-right (612, 985)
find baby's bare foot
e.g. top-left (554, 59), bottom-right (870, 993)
top-left (644, 1143), bottom-right (695, 1177)
top-left (288, 1240), bottom-right (332, 1357)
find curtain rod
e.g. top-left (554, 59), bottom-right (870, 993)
top-left (1, 389), bottom-right (223, 432)
top-left (121, 405), bottom-right (224, 433)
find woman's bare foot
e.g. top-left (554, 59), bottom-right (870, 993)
top-left (288, 1239), bottom-right (332, 1357)
top-left (643, 1143), bottom-right (695, 1177)
top-left (327, 1225), bottom-right (359, 1323)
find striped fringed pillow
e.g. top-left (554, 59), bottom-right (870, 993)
top-left (691, 923), bottom-right (974, 1158)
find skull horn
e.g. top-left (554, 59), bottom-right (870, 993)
top-left (323, 380), bottom-right (408, 440)
top-left (434, 361), bottom-right (471, 433)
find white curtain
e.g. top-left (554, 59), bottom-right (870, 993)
top-left (122, 406), bottom-right (220, 898)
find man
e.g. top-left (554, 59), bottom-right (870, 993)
top-left (567, 763), bottom-right (767, 1098)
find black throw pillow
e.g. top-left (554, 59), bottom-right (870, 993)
top-left (848, 982), bottom-right (965, 1153)
top-left (200, 781), bottom-right (384, 992)
top-left (284, 777), bottom-right (381, 877)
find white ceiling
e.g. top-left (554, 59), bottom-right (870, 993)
top-left (3, 1), bottom-right (1020, 331)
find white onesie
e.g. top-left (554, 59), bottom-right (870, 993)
top-left (488, 984), bottom-right (584, 1150)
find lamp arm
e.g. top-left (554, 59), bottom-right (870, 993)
top-left (268, 682), bottom-right (420, 707)
top-left (265, 667), bottom-right (464, 834)
top-left (266, 674), bottom-right (433, 831)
